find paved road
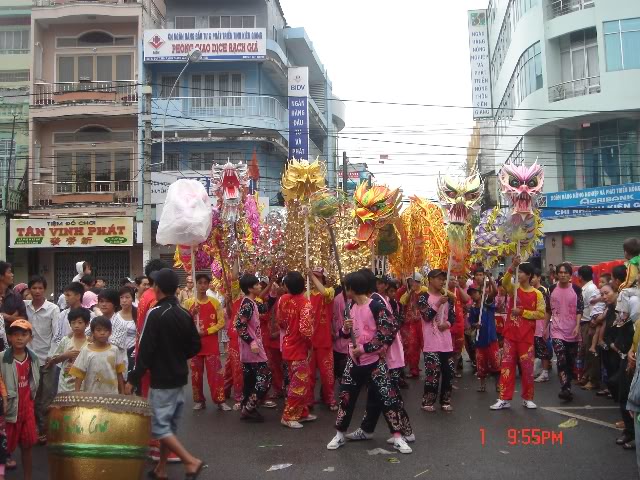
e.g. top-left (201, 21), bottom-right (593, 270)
top-left (30, 360), bottom-right (638, 480)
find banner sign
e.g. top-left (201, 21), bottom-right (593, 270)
top-left (288, 67), bottom-right (309, 160)
top-left (540, 182), bottom-right (640, 219)
top-left (10, 217), bottom-right (133, 248)
top-left (144, 28), bottom-right (266, 62)
top-left (468, 10), bottom-right (492, 119)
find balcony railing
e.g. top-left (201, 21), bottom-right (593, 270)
top-left (548, 0), bottom-right (594, 19)
top-left (34, 180), bottom-right (137, 207)
top-left (33, 81), bottom-right (138, 107)
top-left (548, 76), bottom-right (601, 102)
top-left (34, 0), bottom-right (135, 6)
top-left (166, 95), bottom-right (287, 123)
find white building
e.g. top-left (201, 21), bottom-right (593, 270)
top-left (479, 0), bottom-right (640, 267)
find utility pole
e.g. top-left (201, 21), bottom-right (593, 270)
top-left (342, 150), bottom-right (348, 194)
top-left (3, 113), bottom-right (16, 212)
top-left (142, 83), bottom-right (153, 267)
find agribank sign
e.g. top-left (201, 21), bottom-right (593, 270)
top-left (144, 28), bottom-right (266, 61)
top-left (540, 182), bottom-right (640, 219)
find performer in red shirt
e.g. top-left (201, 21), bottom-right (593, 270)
top-left (279, 271), bottom-right (317, 428)
top-left (258, 278), bottom-right (284, 399)
top-left (490, 257), bottom-right (545, 411)
top-left (307, 267), bottom-right (338, 410)
top-left (183, 273), bottom-right (229, 411)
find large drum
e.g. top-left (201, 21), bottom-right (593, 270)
top-left (47, 392), bottom-right (151, 480)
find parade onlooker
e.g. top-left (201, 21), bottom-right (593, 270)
top-left (118, 287), bottom-right (137, 377)
top-left (183, 273), bottom-right (230, 411)
top-left (71, 316), bottom-right (125, 394)
top-left (24, 275), bottom-right (59, 445)
top-left (96, 289), bottom-right (132, 375)
top-left (46, 308), bottom-right (89, 393)
top-left (178, 276), bottom-right (194, 305)
top-left (491, 258), bottom-right (545, 410)
top-left (578, 265), bottom-right (601, 389)
top-left (0, 261), bottom-right (27, 340)
top-left (547, 263), bottom-right (583, 402)
top-left (1, 319), bottom-right (40, 480)
top-left (126, 268), bottom-right (205, 480)
top-left (51, 282), bottom-right (91, 348)
top-left (95, 277), bottom-right (107, 290)
top-left (532, 268), bottom-right (552, 383)
top-left (134, 276), bottom-right (149, 307)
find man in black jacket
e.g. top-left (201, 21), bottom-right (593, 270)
top-left (126, 268), bottom-right (206, 480)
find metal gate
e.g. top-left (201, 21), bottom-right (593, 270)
top-left (54, 250), bottom-right (131, 295)
top-left (562, 227), bottom-right (640, 265)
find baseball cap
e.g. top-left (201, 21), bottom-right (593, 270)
top-left (150, 268), bottom-right (180, 294)
top-left (411, 272), bottom-right (424, 282)
top-left (427, 269), bottom-right (447, 279)
top-left (8, 319), bottom-right (32, 333)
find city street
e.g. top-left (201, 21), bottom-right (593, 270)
top-left (29, 360), bottom-right (638, 480)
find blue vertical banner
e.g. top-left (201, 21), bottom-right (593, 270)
top-left (288, 66), bottom-right (309, 160)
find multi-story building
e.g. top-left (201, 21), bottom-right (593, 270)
top-left (478, 0), bottom-right (640, 267)
top-left (0, 0), bottom-right (31, 276)
top-left (20, 0), bottom-right (166, 292)
top-left (145, 0), bottom-right (346, 259)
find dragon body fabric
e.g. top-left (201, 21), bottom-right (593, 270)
top-left (472, 160), bottom-right (544, 267)
top-left (390, 196), bottom-right (449, 277)
top-left (437, 173), bottom-right (483, 277)
top-left (348, 182), bottom-right (402, 256)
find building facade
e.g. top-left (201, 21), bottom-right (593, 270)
top-left (0, 0), bottom-right (31, 278)
top-left (21, 0), bottom-right (166, 292)
top-left (479, 0), bottom-right (640, 267)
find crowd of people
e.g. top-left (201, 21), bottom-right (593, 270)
top-left (0, 237), bottom-right (640, 478)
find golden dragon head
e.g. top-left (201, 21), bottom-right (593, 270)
top-left (437, 172), bottom-right (483, 224)
top-left (349, 182), bottom-right (402, 247)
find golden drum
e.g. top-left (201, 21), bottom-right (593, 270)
top-left (47, 392), bottom-right (152, 480)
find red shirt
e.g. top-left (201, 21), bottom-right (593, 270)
top-left (259, 299), bottom-right (280, 350)
top-left (15, 356), bottom-right (33, 411)
top-left (136, 288), bottom-right (157, 351)
top-left (228, 298), bottom-right (242, 349)
top-left (278, 293), bottom-right (313, 361)
top-left (504, 288), bottom-right (544, 344)
top-left (184, 297), bottom-right (224, 356)
top-left (450, 289), bottom-right (465, 337)
top-left (310, 289), bottom-right (335, 349)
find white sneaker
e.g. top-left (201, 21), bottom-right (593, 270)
top-left (299, 414), bottom-right (317, 423)
top-left (327, 433), bottom-right (346, 450)
top-left (522, 400), bottom-right (537, 409)
top-left (393, 436), bottom-right (413, 454)
top-left (217, 402), bottom-right (232, 411)
top-left (534, 371), bottom-right (549, 383)
top-left (192, 402), bottom-right (205, 411)
top-left (345, 428), bottom-right (373, 441)
top-left (490, 399), bottom-right (511, 410)
top-left (387, 433), bottom-right (416, 444)
top-left (281, 419), bottom-right (304, 429)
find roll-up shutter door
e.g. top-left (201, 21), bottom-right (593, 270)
top-left (160, 253), bottom-right (212, 287)
top-left (562, 227), bottom-right (640, 265)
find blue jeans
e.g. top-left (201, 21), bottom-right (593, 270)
top-left (149, 387), bottom-right (185, 440)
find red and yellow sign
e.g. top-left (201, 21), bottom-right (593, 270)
top-left (9, 217), bottom-right (133, 248)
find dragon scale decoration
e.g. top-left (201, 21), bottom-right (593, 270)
top-left (471, 160), bottom-right (544, 267)
top-left (437, 172), bottom-right (483, 277)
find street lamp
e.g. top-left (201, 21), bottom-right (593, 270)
top-left (160, 48), bottom-right (202, 167)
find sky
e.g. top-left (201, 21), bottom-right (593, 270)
top-left (279, 0), bottom-right (488, 199)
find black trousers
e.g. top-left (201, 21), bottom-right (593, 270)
top-left (360, 367), bottom-right (412, 436)
top-left (242, 362), bottom-right (272, 410)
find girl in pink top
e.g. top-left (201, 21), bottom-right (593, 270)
top-left (417, 269), bottom-right (455, 412)
top-left (235, 274), bottom-right (272, 422)
top-left (327, 271), bottom-right (412, 455)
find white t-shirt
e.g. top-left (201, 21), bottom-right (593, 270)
top-left (70, 343), bottom-right (126, 394)
top-left (52, 335), bottom-right (88, 393)
top-left (581, 281), bottom-right (600, 321)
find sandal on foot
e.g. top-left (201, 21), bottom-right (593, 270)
top-left (185, 462), bottom-right (208, 480)
top-left (148, 472), bottom-right (169, 480)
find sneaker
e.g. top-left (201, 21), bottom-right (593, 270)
top-left (327, 433), bottom-right (346, 450)
top-left (281, 419), bottom-right (304, 429)
top-left (262, 400), bottom-right (277, 409)
top-left (217, 402), bottom-right (232, 411)
top-left (232, 402), bottom-right (242, 411)
top-left (490, 400), bottom-right (511, 410)
top-left (192, 402), bottom-right (206, 411)
top-left (393, 436), bottom-right (413, 454)
top-left (534, 371), bottom-right (549, 383)
top-left (558, 390), bottom-right (573, 402)
top-left (386, 433), bottom-right (416, 444)
top-left (345, 428), bottom-right (373, 441)
top-left (441, 404), bottom-right (453, 412)
top-left (421, 404), bottom-right (436, 412)
top-left (522, 400), bottom-right (537, 409)
top-left (299, 414), bottom-right (317, 423)
top-left (167, 451), bottom-right (182, 463)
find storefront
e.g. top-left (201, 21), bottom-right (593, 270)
top-left (9, 216), bottom-right (141, 295)
top-left (541, 182), bottom-right (640, 267)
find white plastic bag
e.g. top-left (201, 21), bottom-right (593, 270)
top-left (156, 179), bottom-right (212, 246)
